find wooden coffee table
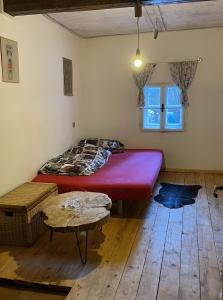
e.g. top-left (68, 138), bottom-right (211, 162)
top-left (41, 191), bottom-right (112, 264)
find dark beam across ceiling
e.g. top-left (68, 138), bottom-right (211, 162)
top-left (3, 0), bottom-right (211, 16)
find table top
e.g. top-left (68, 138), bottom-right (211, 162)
top-left (41, 191), bottom-right (112, 232)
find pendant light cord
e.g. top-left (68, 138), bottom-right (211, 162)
top-left (137, 17), bottom-right (140, 50)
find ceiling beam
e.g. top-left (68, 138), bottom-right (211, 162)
top-left (4, 0), bottom-right (211, 16)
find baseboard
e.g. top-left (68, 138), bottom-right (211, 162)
top-left (162, 168), bottom-right (223, 175)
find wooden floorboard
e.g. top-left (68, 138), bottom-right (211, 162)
top-left (136, 172), bottom-right (174, 300)
top-left (66, 218), bottom-right (140, 300)
top-left (135, 204), bottom-right (170, 300)
top-left (195, 173), bottom-right (222, 300)
top-left (205, 174), bottom-right (223, 278)
top-left (0, 171), bottom-right (223, 300)
top-left (179, 173), bottom-right (200, 300)
top-left (156, 172), bottom-right (183, 300)
top-left (113, 201), bottom-right (158, 300)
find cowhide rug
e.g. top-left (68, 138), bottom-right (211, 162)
top-left (154, 183), bottom-right (202, 209)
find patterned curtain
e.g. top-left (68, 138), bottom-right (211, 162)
top-left (169, 61), bottom-right (198, 106)
top-left (133, 63), bottom-right (156, 108)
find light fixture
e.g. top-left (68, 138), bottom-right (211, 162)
top-left (133, 17), bottom-right (143, 68)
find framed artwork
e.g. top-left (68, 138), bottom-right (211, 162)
top-left (63, 57), bottom-right (73, 96)
top-left (0, 37), bottom-right (19, 83)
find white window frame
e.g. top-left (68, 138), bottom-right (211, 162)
top-left (141, 83), bottom-right (185, 132)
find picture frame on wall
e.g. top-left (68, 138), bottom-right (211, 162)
top-left (63, 57), bottom-right (73, 96)
top-left (0, 37), bottom-right (19, 83)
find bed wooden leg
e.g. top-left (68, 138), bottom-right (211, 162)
top-left (117, 200), bottom-right (123, 216)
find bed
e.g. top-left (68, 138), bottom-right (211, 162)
top-left (33, 149), bottom-right (163, 202)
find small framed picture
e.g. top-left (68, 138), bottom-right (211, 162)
top-left (0, 37), bottom-right (19, 83)
top-left (63, 57), bottom-right (73, 96)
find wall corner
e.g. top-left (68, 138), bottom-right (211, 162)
top-left (0, 0), bottom-right (14, 21)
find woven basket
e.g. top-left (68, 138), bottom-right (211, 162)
top-left (0, 182), bottom-right (58, 246)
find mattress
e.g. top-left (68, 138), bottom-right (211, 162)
top-left (33, 149), bottom-right (163, 201)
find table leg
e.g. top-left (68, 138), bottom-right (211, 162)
top-left (75, 231), bottom-right (88, 264)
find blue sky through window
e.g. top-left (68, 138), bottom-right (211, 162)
top-left (143, 85), bottom-right (183, 131)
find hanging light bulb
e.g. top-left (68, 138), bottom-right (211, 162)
top-left (133, 17), bottom-right (143, 68)
top-left (134, 48), bottom-right (142, 67)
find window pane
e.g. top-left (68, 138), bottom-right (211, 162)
top-left (143, 108), bottom-right (161, 130)
top-left (144, 86), bottom-right (161, 107)
top-left (166, 86), bottom-right (181, 106)
top-left (165, 108), bottom-right (183, 130)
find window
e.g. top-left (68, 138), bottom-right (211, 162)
top-left (142, 84), bottom-right (184, 131)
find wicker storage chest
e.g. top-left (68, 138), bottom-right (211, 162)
top-left (0, 182), bottom-right (58, 246)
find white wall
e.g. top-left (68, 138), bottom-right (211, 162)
top-left (80, 28), bottom-right (223, 171)
top-left (0, 19), bottom-right (222, 197)
top-left (0, 14), bottom-right (83, 196)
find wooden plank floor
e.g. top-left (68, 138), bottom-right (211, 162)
top-left (0, 172), bottom-right (223, 300)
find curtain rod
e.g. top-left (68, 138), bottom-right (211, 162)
top-left (150, 57), bottom-right (202, 64)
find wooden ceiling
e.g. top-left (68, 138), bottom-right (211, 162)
top-left (3, 0), bottom-right (210, 16)
top-left (47, 1), bottom-right (223, 38)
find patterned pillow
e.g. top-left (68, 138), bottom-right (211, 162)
top-left (38, 144), bottom-right (111, 176)
top-left (78, 138), bottom-right (124, 153)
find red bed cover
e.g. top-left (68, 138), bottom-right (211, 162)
top-left (33, 149), bottom-right (163, 201)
